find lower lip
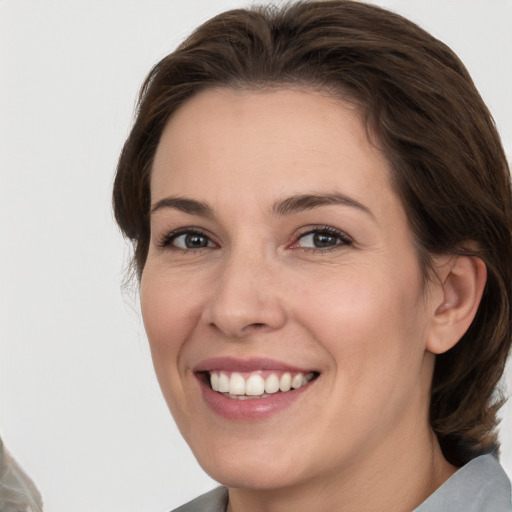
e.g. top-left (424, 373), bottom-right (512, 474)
top-left (196, 374), bottom-right (315, 420)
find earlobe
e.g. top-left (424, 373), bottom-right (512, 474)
top-left (427, 255), bottom-right (487, 355)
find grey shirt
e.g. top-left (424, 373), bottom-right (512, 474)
top-left (172, 455), bottom-right (511, 512)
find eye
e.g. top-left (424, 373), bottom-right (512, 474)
top-left (291, 226), bottom-right (352, 250)
top-left (159, 229), bottom-right (216, 250)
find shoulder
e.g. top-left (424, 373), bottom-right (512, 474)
top-left (171, 486), bottom-right (228, 512)
top-left (415, 455), bottom-right (512, 512)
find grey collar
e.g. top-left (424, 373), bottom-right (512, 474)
top-left (415, 454), bottom-right (511, 512)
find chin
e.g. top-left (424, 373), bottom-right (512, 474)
top-left (203, 459), bottom-right (304, 491)
top-left (191, 438), bottom-right (310, 490)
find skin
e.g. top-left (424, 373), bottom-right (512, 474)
top-left (141, 88), bottom-right (466, 512)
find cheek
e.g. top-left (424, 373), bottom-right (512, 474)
top-left (294, 267), bottom-right (431, 442)
top-left (140, 268), bottom-right (204, 364)
top-left (139, 268), bottom-right (211, 424)
top-left (293, 261), bottom-right (427, 374)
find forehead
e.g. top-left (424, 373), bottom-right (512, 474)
top-left (151, 87), bottom-right (394, 212)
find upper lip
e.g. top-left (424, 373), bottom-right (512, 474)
top-left (193, 357), bottom-right (316, 374)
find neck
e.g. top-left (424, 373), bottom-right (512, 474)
top-left (226, 428), bottom-right (456, 512)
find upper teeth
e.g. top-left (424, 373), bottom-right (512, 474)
top-left (210, 371), bottom-right (314, 397)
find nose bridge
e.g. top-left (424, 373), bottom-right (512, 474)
top-left (205, 241), bottom-right (286, 337)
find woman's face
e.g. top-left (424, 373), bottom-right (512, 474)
top-left (141, 88), bottom-right (441, 490)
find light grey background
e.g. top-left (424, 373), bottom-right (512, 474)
top-left (0, 1), bottom-right (511, 511)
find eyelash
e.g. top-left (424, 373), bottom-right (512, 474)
top-left (157, 228), bottom-right (214, 250)
top-left (157, 225), bottom-right (353, 252)
top-left (289, 225), bottom-right (353, 252)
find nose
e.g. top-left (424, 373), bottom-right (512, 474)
top-left (202, 250), bottom-right (287, 339)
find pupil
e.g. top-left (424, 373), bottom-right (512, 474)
top-left (185, 234), bottom-right (208, 248)
top-left (314, 232), bottom-right (336, 247)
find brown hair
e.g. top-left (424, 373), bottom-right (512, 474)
top-left (113, 0), bottom-right (512, 465)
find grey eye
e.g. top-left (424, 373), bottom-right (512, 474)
top-left (298, 231), bottom-right (341, 248)
top-left (172, 232), bottom-right (213, 249)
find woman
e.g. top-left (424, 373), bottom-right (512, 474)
top-left (113, 1), bottom-right (512, 510)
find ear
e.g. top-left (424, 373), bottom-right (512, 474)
top-left (426, 254), bottom-right (487, 355)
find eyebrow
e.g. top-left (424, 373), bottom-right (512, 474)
top-left (272, 193), bottom-right (374, 219)
top-left (151, 197), bottom-right (213, 217)
top-left (150, 192), bottom-right (374, 219)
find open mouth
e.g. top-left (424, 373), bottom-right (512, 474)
top-left (200, 370), bottom-right (320, 400)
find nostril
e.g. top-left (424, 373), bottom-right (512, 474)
top-left (248, 323), bottom-right (267, 329)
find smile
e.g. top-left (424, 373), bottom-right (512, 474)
top-left (209, 371), bottom-right (316, 399)
top-left (194, 358), bottom-right (320, 419)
